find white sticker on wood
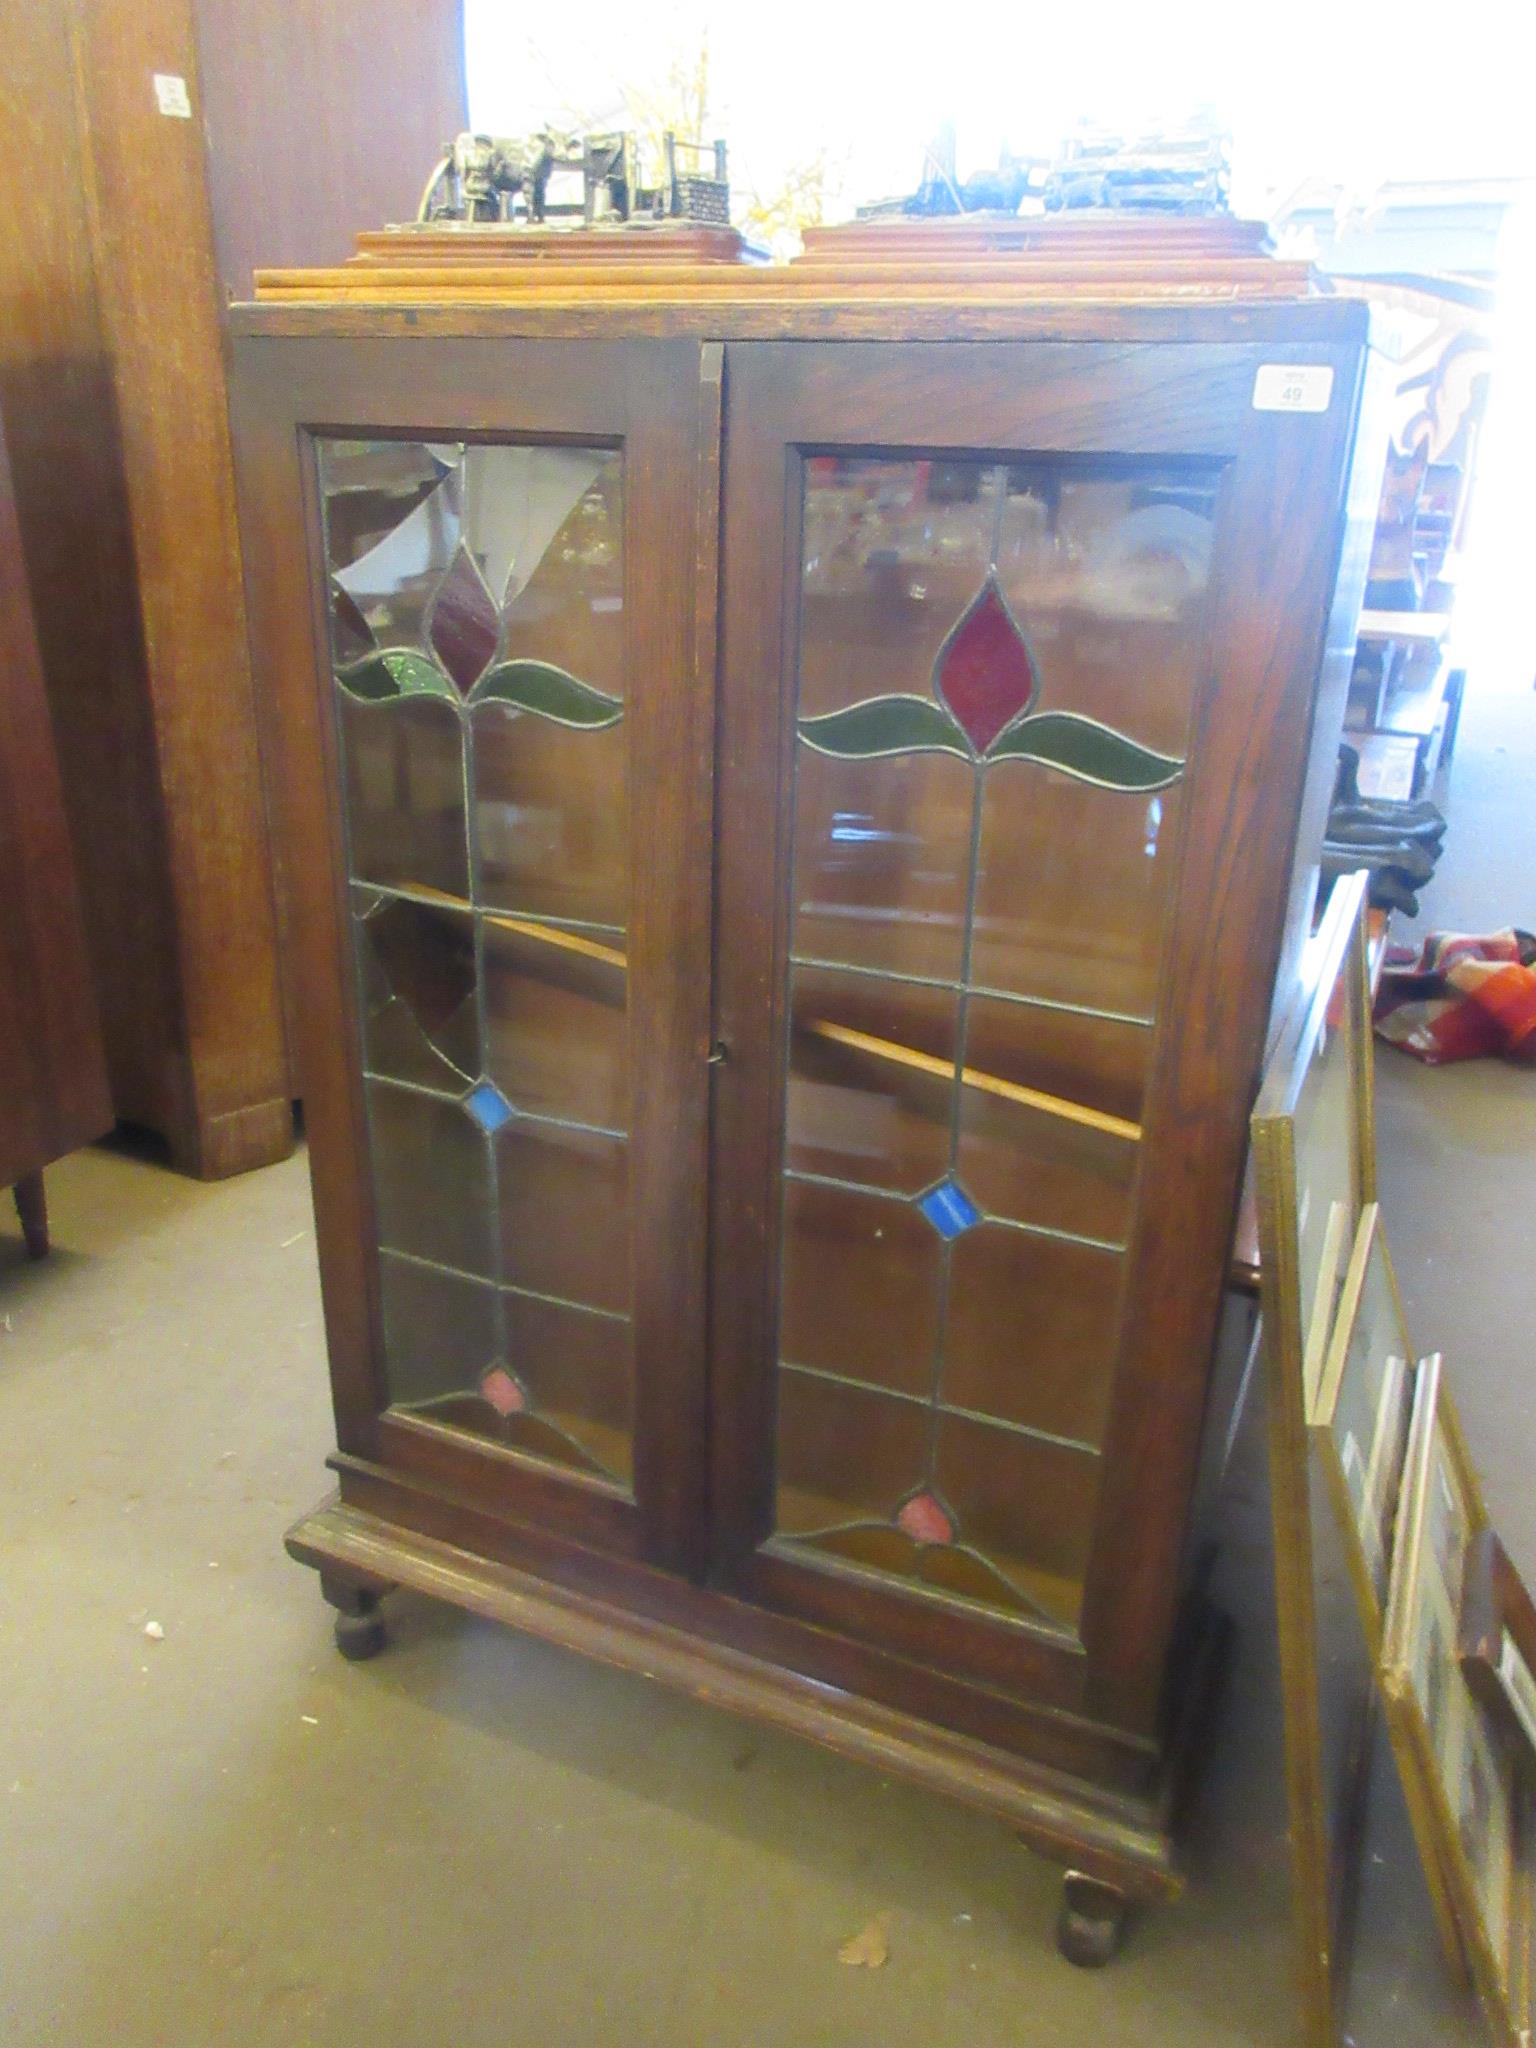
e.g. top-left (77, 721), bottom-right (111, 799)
top-left (152, 73), bottom-right (193, 118)
top-left (1252, 365), bottom-right (1335, 414)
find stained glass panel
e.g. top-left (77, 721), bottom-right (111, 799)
top-left (943, 1227), bottom-right (1125, 1448)
top-left (971, 775), bottom-right (1185, 1021)
top-left (428, 545), bottom-right (500, 692)
top-left (483, 917), bottom-right (627, 1128)
top-left (467, 445), bottom-right (624, 691)
top-left (792, 747), bottom-right (971, 984)
top-left (779, 1180), bottom-right (941, 1398)
top-left (472, 710), bottom-right (628, 926)
top-left (933, 1414), bottom-right (1099, 1626)
top-left (956, 994), bottom-right (1148, 1245)
top-left (776, 1370), bottom-right (931, 1535)
top-left (366, 1080), bottom-right (495, 1278)
top-left (497, 1123), bottom-right (631, 1319)
top-left (354, 889), bottom-right (478, 1092)
top-left (772, 453), bottom-right (1210, 1630)
top-left (798, 458), bottom-right (997, 720)
top-left (329, 448), bottom-right (461, 652)
top-left (785, 964), bottom-right (957, 1195)
top-left (321, 437), bottom-right (634, 1491)
top-left (378, 1251), bottom-right (498, 1408)
top-left (338, 693), bottom-right (469, 899)
top-left (501, 1291), bottom-right (633, 1484)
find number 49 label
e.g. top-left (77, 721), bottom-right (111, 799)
top-left (1253, 364), bottom-right (1334, 413)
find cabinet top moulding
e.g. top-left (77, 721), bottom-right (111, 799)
top-left (238, 213), bottom-right (1372, 343)
top-left (233, 297), bottom-right (1373, 347)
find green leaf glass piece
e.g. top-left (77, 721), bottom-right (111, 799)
top-left (798, 695), bottom-right (971, 760)
top-left (987, 710), bottom-right (1184, 790)
top-left (471, 659), bottom-right (624, 728)
top-left (336, 649), bottom-right (458, 703)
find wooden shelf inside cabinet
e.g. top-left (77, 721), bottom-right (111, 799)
top-left (227, 224), bottom-right (1389, 1955)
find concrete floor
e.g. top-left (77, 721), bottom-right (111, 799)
top-left (2, 675), bottom-right (1531, 2048)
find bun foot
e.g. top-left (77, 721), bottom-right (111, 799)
top-left (334, 1607), bottom-right (387, 1660)
top-left (319, 1568), bottom-right (390, 1661)
top-left (1056, 1872), bottom-right (1128, 1968)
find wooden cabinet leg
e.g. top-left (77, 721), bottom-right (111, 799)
top-left (320, 1567), bottom-right (391, 1661)
top-left (13, 1173), bottom-right (49, 1260)
top-left (1056, 1871), bottom-right (1129, 1968)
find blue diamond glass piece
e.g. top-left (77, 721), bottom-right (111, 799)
top-left (463, 1080), bottom-right (514, 1134)
top-left (917, 1177), bottom-right (980, 1239)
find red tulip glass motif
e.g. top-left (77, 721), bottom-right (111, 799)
top-left (429, 545), bottom-right (500, 694)
top-left (934, 576), bottom-right (1037, 754)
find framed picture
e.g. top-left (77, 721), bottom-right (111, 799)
top-left (1383, 1354), bottom-right (1534, 2047)
top-left (1251, 870), bottom-right (1385, 2047)
top-left (1461, 1531), bottom-right (1536, 1780)
top-left (1312, 1203), bottom-right (1417, 1635)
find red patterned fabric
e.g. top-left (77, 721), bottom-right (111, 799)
top-left (1375, 928), bottom-right (1536, 1064)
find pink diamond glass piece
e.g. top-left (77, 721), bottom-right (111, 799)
top-left (480, 1366), bottom-right (525, 1417)
top-left (429, 545), bottom-right (499, 694)
top-left (896, 1492), bottom-right (953, 1545)
top-left (935, 576), bottom-right (1037, 753)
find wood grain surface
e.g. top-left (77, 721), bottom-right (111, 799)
top-left (0, 406), bottom-right (112, 1196)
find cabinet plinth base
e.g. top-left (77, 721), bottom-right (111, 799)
top-left (288, 1491), bottom-right (1222, 1922)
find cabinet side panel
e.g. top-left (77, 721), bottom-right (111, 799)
top-left (1268, 346), bottom-right (1394, 1022)
top-left (73, 0), bottom-right (292, 1171)
top-left (1080, 337), bottom-right (1372, 1731)
top-left (192, 0), bottom-right (467, 302)
top-left (0, 0), bottom-right (188, 1145)
top-left (0, 412), bottom-right (113, 1185)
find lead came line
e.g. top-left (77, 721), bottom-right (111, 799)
top-left (379, 1244), bottom-right (632, 1326)
top-left (790, 950), bottom-right (1156, 1030)
top-left (363, 1070), bottom-right (629, 1144)
top-left (779, 1358), bottom-right (1100, 1457)
top-left (925, 465), bottom-right (1004, 1473)
top-left (781, 1167), bottom-right (1126, 1253)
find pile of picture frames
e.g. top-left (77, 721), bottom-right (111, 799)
top-left (1251, 867), bottom-right (1535, 2048)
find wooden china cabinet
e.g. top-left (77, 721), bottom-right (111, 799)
top-left (230, 218), bottom-right (1387, 1960)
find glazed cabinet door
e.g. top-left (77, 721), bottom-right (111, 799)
top-left (712, 338), bottom-right (1366, 1727)
top-left (232, 337), bottom-right (715, 1574)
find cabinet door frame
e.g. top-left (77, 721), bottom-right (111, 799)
top-left (711, 336), bottom-right (1368, 1728)
top-left (230, 333), bottom-right (717, 1576)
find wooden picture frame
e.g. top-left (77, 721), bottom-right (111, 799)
top-left (1312, 1203), bottom-right (1418, 1640)
top-left (1461, 1532), bottom-right (1536, 1782)
top-left (1383, 1356), bottom-right (1535, 2047)
top-left (1306, 1209), bottom-right (1472, 1995)
top-left (1252, 869), bottom-right (1382, 2047)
